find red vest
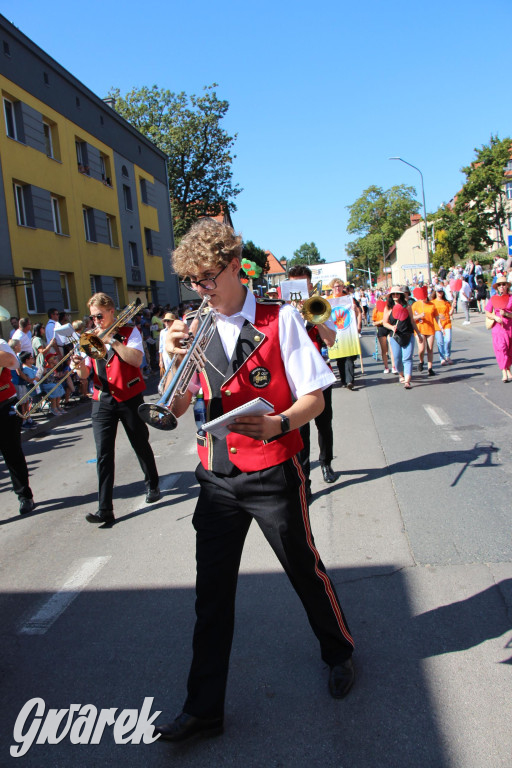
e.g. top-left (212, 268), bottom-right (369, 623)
top-left (197, 303), bottom-right (303, 472)
top-left (0, 366), bottom-right (16, 402)
top-left (91, 326), bottom-right (146, 402)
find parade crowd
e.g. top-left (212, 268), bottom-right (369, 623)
top-left (2, 220), bottom-right (512, 745)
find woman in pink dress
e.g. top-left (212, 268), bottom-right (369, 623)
top-left (485, 274), bottom-right (512, 382)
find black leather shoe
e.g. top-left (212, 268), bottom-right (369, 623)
top-left (154, 712), bottom-right (223, 742)
top-left (19, 498), bottom-right (35, 515)
top-left (145, 487), bottom-right (161, 503)
top-left (321, 464), bottom-right (336, 483)
top-left (85, 512), bottom-right (115, 525)
top-left (328, 659), bottom-right (355, 699)
top-left (418, 361), bottom-right (424, 372)
top-left (428, 367), bottom-right (435, 376)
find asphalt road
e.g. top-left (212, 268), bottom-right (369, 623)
top-left (1, 309), bottom-right (511, 767)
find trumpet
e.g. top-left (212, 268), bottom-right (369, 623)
top-left (301, 281), bottom-right (332, 325)
top-left (15, 298), bottom-right (143, 419)
top-left (138, 295), bottom-right (216, 430)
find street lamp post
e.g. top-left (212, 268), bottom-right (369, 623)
top-left (389, 157), bottom-right (432, 285)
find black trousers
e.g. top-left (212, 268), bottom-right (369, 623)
top-left (184, 456), bottom-right (354, 719)
top-left (300, 384), bottom-right (333, 480)
top-left (91, 393), bottom-right (159, 512)
top-left (0, 398), bottom-right (32, 500)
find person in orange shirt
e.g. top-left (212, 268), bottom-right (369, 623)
top-left (412, 290), bottom-right (438, 376)
top-left (432, 285), bottom-right (454, 365)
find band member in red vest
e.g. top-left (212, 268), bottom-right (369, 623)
top-left (74, 293), bottom-right (159, 525)
top-left (153, 218), bottom-right (355, 743)
top-left (288, 264), bottom-right (337, 489)
top-left (0, 339), bottom-right (35, 514)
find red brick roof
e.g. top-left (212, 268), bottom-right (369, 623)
top-left (265, 251), bottom-right (286, 275)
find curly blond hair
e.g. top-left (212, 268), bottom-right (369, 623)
top-left (172, 218), bottom-right (243, 277)
top-left (328, 278), bottom-right (345, 289)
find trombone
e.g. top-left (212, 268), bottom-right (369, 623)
top-left (138, 295), bottom-right (216, 430)
top-left (15, 298), bottom-right (143, 419)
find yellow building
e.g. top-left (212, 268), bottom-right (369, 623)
top-left (0, 15), bottom-right (177, 338)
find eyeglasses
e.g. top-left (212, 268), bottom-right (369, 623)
top-left (90, 313), bottom-right (104, 320)
top-left (182, 264), bottom-right (227, 292)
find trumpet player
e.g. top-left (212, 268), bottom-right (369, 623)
top-left (153, 218), bottom-right (354, 744)
top-left (288, 265), bottom-right (337, 489)
top-left (74, 293), bottom-right (160, 525)
top-left (0, 338), bottom-right (35, 514)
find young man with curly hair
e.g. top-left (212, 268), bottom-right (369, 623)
top-left (154, 218), bottom-right (355, 743)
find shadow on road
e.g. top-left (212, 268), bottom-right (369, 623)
top-left (1, 565), bottom-right (510, 766)
top-left (315, 442), bottom-right (501, 498)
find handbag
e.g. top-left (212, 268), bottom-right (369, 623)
top-left (485, 314), bottom-right (496, 330)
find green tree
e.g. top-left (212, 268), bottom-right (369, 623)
top-left (288, 242), bottom-right (325, 268)
top-left (242, 240), bottom-right (269, 273)
top-left (346, 184), bottom-right (419, 280)
top-left (455, 135), bottom-right (512, 250)
top-left (108, 84), bottom-right (242, 241)
top-left (429, 203), bottom-right (466, 268)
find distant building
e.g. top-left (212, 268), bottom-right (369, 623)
top-left (264, 250), bottom-right (286, 288)
top-left (0, 14), bottom-right (178, 336)
top-left (387, 214), bottom-right (430, 286)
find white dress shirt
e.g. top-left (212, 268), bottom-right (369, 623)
top-left (189, 290), bottom-right (335, 399)
top-left (11, 329), bottom-right (33, 355)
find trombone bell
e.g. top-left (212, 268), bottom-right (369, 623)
top-left (137, 403), bottom-right (178, 431)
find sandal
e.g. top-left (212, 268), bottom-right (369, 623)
top-left (404, 383), bottom-right (412, 389)
top-left (399, 376), bottom-right (405, 384)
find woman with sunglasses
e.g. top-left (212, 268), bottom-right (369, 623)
top-left (383, 287), bottom-right (423, 389)
top-left (74, 293), bottom-right (160, 524)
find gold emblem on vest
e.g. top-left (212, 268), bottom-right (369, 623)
top-left (249, 367), bottom-right (271, 388)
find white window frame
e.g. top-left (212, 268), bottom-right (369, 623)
top-left (76, 140), bottom-right (84, 165)
top-left (3, 98), bottom-right (18, 140)
top-left (60, 273), bottom-right (71, 311)
top-left (506, 182), bottom-right (512, 200)
top-left (90, 275), bottom-right (98, 295)
top-left (111, 279), bottom-right (120, 309)
top-left (23, 269), bottom-right (37, 313)
top-left (14, 183), bottom-right (27, 226)
top-left (43, 121), bottom-right (54, 158)
top-left (106, 215), bottom-right (114, 246)
top-left (507, 214), bottom-right (512, 231)
top-left (129, 241), bottom-right (139, 266)
top-left (51, 196), bottom-right (62, 234)
top-left (123, 184), bottom-right (133, 211)
top-left (83, 207), bottom-right (92, 241)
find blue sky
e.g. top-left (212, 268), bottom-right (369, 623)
top-left (3, 0), bottom-right (511, 263)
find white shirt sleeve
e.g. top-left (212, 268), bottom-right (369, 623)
top-left (0, 339), bottom-right (19, 368)
top-left (278, 305), bottom-right (335, 399)
top-left (125, 326), bottom-right (144, 353)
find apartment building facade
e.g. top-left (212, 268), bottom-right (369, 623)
top-left (0, 14), bottom-right (178, 337)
